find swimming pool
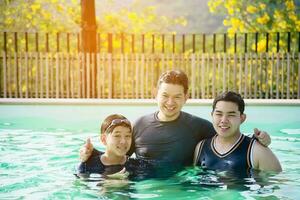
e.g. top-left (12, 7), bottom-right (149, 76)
top-left (1, 103), bottom-right (300, 199)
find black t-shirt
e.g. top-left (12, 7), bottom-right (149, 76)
top-left (128, 111), bottom-right (215, 167)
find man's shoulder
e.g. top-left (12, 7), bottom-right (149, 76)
top-left (134, 112), bottom-right (156, 125)
top-left (180, 111), bottom-right (211, 125)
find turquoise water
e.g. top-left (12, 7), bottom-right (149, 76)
top-left (0, 104), bottom-right (300, 199)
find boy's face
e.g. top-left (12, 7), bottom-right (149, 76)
top-left (156, 83), bottom-right (188, 121)
top-left (102, 126), bottom-right (132, 157)
top-left (212, 101), bottom-right (246, 139)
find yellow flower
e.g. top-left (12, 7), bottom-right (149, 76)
top-left (231, 18), bottom-right (242, 28)
top-left (225, 1), bottom-right (235, 15)
top-left (257, 13), bottom-right (270, 24)
top-left (223, 19), bottom-right (230, 26)
top-left (288, 13), bottom-right (298, 21)
top-left (208, 0), bottom-right (223, 13)
top-left (228, 27), bottom-right (236, 36)
top-left (278, 21), bottom-right (287, 29)
top-left (42, 12), bottom-right (51, 20)
top-left (274, 10), bottom-right (282, 19)
top-left (31, 4), bottom-right (41, 12)
top-left (296, 21), bottom-right (300, 31)
top-left (5, 18), bottom-right (13, 25)
top-left (257, 40), bottom-right (266, 52)
top-left (239, 23), bottom-right (245, 32)
top-left (247, 5), bottom-right (258, 14)
top-left (259, 3), bottom-right (266, 10)
top-left (26, 13), bottom-right (32, 20)
top-left (285, 0), bottom-right (295, 10)
top-left (128, 12), bottom-right (138, 21)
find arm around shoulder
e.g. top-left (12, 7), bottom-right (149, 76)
top-left (193, 141), bottom-right (203, 166)
top-left (252, 141), bottom-right (282, 172)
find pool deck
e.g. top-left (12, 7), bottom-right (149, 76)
top-left (1, 98), bottom-right (300, 106)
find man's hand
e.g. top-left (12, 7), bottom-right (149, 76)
top-left (79, 138), bottom-right (94, 162)
top-left (254, 128), bottom-right (271, 147)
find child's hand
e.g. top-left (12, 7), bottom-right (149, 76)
top-left (79, 138), bottom-right (94, 162)
top-left (106, 167), bottom-right (129, 179)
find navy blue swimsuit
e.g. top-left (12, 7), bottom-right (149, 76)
top-left (195, 134), bottom-right (255, 176)
top-left (77, 150), bottom-right (126, 176)
top-left (77, 149), bottom-right (155, 180)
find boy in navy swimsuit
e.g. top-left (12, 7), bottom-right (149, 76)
top-left (194, 91), bottom-right (282, 175)
top-left (78, 114), bottom-right (133, 179)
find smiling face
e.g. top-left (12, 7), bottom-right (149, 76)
top-left (102, 126), bottom-right (132, 157)
top-left (212, 101), bottom-right (246, 139)
top-left (156, 83), bottom-right (188, 121)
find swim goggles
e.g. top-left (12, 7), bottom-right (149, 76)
top-left (105, 119), bottom-right (131, 133)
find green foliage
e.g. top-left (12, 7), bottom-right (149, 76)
top-left (0, 0), bottom-right (188, 53)
top-left (0, 0), bottom-right (80, 32)
top-left (208, 0), bottom-right (300, 52)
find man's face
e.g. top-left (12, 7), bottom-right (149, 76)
top-left (156, 83), bottom-right (188, 121)
top-left (212, 101), bottom-right (246, 139)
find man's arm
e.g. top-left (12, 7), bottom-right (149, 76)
top-left (193, 141), bottom-right (203, 165)
top-left (252, 141), bottom-right (282, 172)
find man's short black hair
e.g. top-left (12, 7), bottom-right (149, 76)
top-left (212, 91), bottom-right (245, 114)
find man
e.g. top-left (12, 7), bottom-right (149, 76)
top-left (80, 70), bottom-right (271, 169)
top-left (194, 91), bottom-right (281, 175)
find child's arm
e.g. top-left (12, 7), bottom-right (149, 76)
top-left (79, 138), bottom-right (99, 162)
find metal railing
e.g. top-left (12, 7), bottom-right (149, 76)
top-left (1, 32), bottom-right (300, 53)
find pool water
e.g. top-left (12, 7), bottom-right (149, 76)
top-left (0, 104), bottom-right (300, 199)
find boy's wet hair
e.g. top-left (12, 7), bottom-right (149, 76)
top-left (157, 70), bottom-right (189, 94)
top-left (212, 91), bottom-right (245, 114)
top-left (101, 114), bottom-right (132, 134)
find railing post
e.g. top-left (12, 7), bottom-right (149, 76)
top-left (161, 34), bottom-right (165, 53)
top-left (234, 33), bottom-right (237, 53)
top-left (67, 33), bottom-right (70, 53)
top-left (46, 33), bottom-right (49, 52)
top-left (3, 51), bottom-right (7, 98)
top-left (287, 32), bottom-right (291, 53)
top-left (25, 32), bottom-right (28, 52)
top-left (56, 32), bottom-right (60, 52)
top-left (152, 34), bottom-right (155, 53)
top-left (131, 34), bottom-right (135, 53)
top-left (141, 34), bottom-right (145, 53)
top-left (3, 32), bottom-right (7, 52)
top-left (191, 54), bottom-right (195, 98)
top-left (277, 32), bottom-right (280, 53)
top-left (172, 34), bottom-right (175, 53)
top-left (213, 33), bottom-right (216, 53)
top-left (192, 34), bottom-right (195, 53)
top-left (266, 32), bottom-right (269, 52)
top-left (108, 33), bottom-right (113, 53)
top-left (255, 32), bottom-right (258, 53)
top-left (244, 33), bottom-right (247, 53)
top-left (182, 34), bottom-right (185, 53)
top-left (224, 33), bottom-right (226, 53)
top-left (121, 33), bottom-right (125, 53)
top-left (202, 34), bottom-right (206, 53)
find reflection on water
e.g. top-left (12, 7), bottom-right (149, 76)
top-left (0, 127), bottom-right (300, 199)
